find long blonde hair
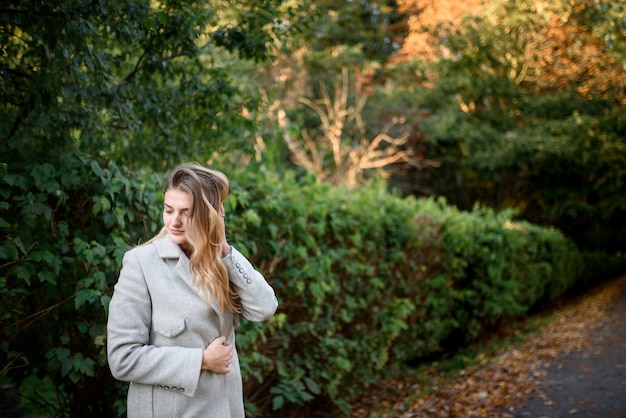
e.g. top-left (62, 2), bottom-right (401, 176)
top-left (159, 163), bottom-right (240, 313)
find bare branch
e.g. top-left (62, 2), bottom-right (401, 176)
top-left (283, 67), bottom-right (433, 188)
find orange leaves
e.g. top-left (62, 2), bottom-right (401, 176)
top-left (391, 0), bottom-right (625, 103)
top-left (393, 0), bottom-right (485, 63)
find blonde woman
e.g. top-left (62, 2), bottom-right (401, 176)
top-left (107, 163), bottom-right (278, 417)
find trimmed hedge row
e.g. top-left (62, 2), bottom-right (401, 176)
top-left (4, 161), bottom-right (616, 417)
top-left (224, 170), bottom-right (585, 415)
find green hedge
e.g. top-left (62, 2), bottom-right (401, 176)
top-left (1, 157), bottom-right (163, 416)
top-left (2, 164), bottom-right (588, 416)
top-left (224, 170), bottom-right (584, 415)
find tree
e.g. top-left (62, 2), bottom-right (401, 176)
top-left (394, 0), bottom-right (625, 99)
top-left (281, 67), bottom-right (433, 188)
top-left (393, 0), bottom-right (485, 62)
top-left (254, 0), bottom-right (423, 187)
top-left (0, 0), bottom-right (306, 414)
top-left (302, 0), bottom-right (405, 62)
top-left (387, 0), bottom-right (626, 252)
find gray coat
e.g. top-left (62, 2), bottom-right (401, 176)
top-left (107, 235), bottom-right (278, 418)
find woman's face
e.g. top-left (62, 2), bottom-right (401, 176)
top-left (163, 188), bottom-right (191, 247)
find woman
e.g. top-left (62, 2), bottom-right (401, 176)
top-left (107, 163), bottom-right (278, 417)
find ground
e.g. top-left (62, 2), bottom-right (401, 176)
top-left (275, 275), bottom-right (626, 418)
top-left (356, 274), bottom-right (626, 418)
top-left (495, 276), bottom-right (626, 418)
top-left (284, 274), bottom-right (626, 418)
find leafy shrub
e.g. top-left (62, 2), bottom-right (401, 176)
top-left (2, 162), bottom-right (587, 417)
top-left (578, 251), bottom-right (626, 290)
top-left (223, 170), bottom-right (584, 415)
top-left (1, 154), bottom-right (162, 416)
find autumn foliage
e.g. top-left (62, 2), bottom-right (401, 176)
top-left (394, 0), bottom-right (625, 103)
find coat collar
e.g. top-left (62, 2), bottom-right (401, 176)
top-left (152, 233), bottom-right (225, 324)
top-left (152, 234), bottom-right (194, 292)
top-left (153, 233), bottom-right (185, 259)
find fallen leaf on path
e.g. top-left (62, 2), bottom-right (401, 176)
top-left (352, 275), bottom-right (626, 417)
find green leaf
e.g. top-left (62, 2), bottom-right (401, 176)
top-left (303, 377), bottom-right (321, 395)
top-left (75, 289), bottom-right (99, 310)
top-left (272, 395), bottom-right (284, 410)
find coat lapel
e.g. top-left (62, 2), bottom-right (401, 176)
top-left (153, 235), bottom-right (224, 327)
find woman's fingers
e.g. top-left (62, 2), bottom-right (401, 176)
top-left (202, 336), bottom-right (234, 374)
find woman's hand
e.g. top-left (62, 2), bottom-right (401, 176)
top-left (201, 336), bottom-right (233, 374)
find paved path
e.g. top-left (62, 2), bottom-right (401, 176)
top-left (498, 280), bottom-right (626, 418)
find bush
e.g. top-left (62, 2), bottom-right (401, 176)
top-left (1, 154), bottom-right (162, 416)
top-left (2, 163), bottom-right (587, 416)
top-left (578, 251), bottom-right (626, 290)
top-left (222, 170), bottom-right (584, 415)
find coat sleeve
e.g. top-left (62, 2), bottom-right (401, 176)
top-left (106, 250), bottom-right (203, 397)
top-left (222, 246), bottom-right (278, 322)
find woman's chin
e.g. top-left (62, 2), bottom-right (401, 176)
top-left (168, 233), bottom-right (188, 246)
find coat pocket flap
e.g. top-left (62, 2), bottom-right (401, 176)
top-left (154, 318), bottom-right (188, 339)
